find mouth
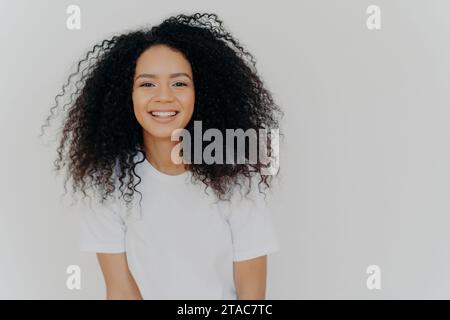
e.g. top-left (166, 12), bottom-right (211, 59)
top-left (147, 110), bottom-right (180, 123)
top-left (148, 110), bottom-right (179, 118)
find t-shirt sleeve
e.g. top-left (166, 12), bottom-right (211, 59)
top-left (225, 177), bottom-right (281, 262)
top-left (78, 197), bottom-right (126, 253)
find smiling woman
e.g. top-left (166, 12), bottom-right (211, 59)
top-left (132, 45), bottom-right (195, 143)
top-left (41, 12), bottom-right (283, 300)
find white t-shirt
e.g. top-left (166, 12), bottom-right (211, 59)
top-left (79, 153), bottom-right (280, 299)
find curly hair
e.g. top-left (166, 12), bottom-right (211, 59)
top-left (40, 12), bottom-right (283, 207)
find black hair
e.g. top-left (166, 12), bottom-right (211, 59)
top-left (40, 12), bottom-right (283, 206)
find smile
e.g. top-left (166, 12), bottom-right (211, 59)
top-left (150, 111), bottom-right (179, 118)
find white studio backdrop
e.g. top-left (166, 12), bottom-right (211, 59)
top-left (1, 0), bottom-right (450, 299)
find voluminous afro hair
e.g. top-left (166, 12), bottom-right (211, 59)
top-left (41, 12), bottom-right (283, 207)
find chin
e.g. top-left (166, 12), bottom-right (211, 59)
top-left (145, 127), bottom-right (180, 139)
top-left (141, 116), bottom-right (191, 140)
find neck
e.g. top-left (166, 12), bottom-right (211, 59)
top-left (142, 132), bottom-right (187, 176)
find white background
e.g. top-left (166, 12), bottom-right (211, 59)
top-left (1, 0), bottom-right (450, 299)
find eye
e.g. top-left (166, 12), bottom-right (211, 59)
top-left (173, 82), bottom-right (187, 87)
top-left (141, 83), bottom-right (155, 87)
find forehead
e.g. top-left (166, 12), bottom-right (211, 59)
top-left (135, 45), bottom-right (192, 75)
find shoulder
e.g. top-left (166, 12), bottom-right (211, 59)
top-left (217, 172), bottom-right (272, 218)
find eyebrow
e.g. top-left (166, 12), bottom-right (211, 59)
top-left (134, 73), bottom-right (192, 82)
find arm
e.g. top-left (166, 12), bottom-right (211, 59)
top-left (233, 255), bottom-right (267, 300)
top-left (96, 253), bottom-right (143, 300)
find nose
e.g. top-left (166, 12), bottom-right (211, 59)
top-left (154, 83), bottom-right (174, 102)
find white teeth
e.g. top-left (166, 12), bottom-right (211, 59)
top-left (150, 111), bottom-right (177, 117)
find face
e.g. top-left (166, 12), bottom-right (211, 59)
top-left (132, 44), bottom-right (195, 140)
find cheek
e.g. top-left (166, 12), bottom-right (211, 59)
top-left (132, 91), bottom-right (150, 122)
top-left (178, 90), bottom-right (195, 112)
top-left (132, 90), bottom-right (150, 110)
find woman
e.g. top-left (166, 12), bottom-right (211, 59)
top-left (42, 12), bottom-right (282, 299)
